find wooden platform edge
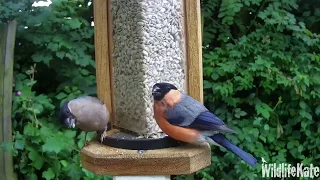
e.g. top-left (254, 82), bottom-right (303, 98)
top-left (80, 140), bottom-right (211, 176)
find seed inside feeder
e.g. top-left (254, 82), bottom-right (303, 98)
top-left (110, 131), bottom-right (140, 140)
top-left (111, 0), bottom-right (187, 137)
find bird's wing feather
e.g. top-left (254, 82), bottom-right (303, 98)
top-left (78, 96), bottom-right (104, 105)
top-left (167, 116), bottom-right (185, 126)
top-left (188, 111), bottom-right (237, 134)
top-left (71, 97), bottom-right (109, 131)
top-left (209, 133), bottom-right (257, 166)
top-left (153, 101), bottom-right (201, 143)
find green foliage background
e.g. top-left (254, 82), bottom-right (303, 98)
top-left (1, 0), bottom-right (320, 180)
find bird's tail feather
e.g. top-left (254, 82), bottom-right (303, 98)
top-left (217, 125), bottom-right (238, 134)
top-left (209, 133), bottom-right (257, 166)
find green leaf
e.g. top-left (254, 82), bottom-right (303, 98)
top-left (287, 141), bottom-right (295, 149)
top-left (239, 110), bottom-right (247, 116)
top-left (14, 139), bottom-right (25, 150)
top-left (259, 135), bottom-right (266, 143)
top-left (316, 107), bottom-right (320, 116)
top-left (211, 72), bottom-right (219, 80)
top-left (42, 168), bottom-right (55, 180)
top-left (267, 132), bottom-right (275, 142)
top-left (253, 117), bottom-right (263, 126)
top-left (26, 80), bottom-right (37, 87)
top-left (277, 124), bottom-right (283, 138)
top-left (299, 101), bottom-right (307, 109)
top-left (203, 80), bottom-right (212, 89)
top-left (305, 112), bottom-right (312, 120)
top-left (76, 55), bottom-right (92, 67)
top-left (40, 126), bottom-right (53, 137)
top-left (43, 54), bottom-right (53, 65)
top-left (255, 103), bottom-right (272, 119)
top-left (27, 173), bottom-right (38, 180)
top-left (234, 108), bottom-right (247, 118)
top-left (80, 69), bottom-right (90, 75)
top-left (56, 51), bottom-right (65, 59)
top-left (31, 53), bottom-right (52, 65)
top-left (67, 18), bottom-right (82, 29)
top-left (28, 150), bottom-right (45, 170)
top-left (299, 110), bottom-right (312, 120)
top-left (249, 128), bottom-right (259, 138)
top-left (60, 160), bottom-right (68, 167)
top-left (292, 130), bottom-right (301, 139)
top-left (47, 42), bottom-right (59, 51)
top-left (31, 53), bottom-right (44, 63)
top-left (264, 124), bottom-right (269, 131)
top-left (23, 124), bottom-right (40, 137)
top-left (42, 136), bottom-right (65, 154)
top-left (56, 92), bottom-right (67, 100)
top-left (64, 130), bottom-right (77, 138)
top-left (52, 160), bottom-right (61, 175)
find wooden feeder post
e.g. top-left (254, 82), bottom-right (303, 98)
top-left (81, 0), bottom-right (211, 179)
top-left (0, 20), bottom-right (17, 180)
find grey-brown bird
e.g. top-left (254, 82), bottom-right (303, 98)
top-left (59, 96), bottom-right (110, 146)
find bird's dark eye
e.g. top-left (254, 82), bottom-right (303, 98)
top-left (66, 109), bottom-right (70, 114)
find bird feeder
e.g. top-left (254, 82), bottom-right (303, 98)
top-left (81, 0), bottom-right (211, 179)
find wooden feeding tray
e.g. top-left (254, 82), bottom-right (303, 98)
top-left (81, 132), bottom-right (211, 175)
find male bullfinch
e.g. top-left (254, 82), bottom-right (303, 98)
top-left (59, 96), bottom-right (110, 146)
top-left (152, 82), bottom-right (258, 166)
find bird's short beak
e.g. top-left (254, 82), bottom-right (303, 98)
top-left (152, 86), bottom-right (160, 93)
top-left (66, 117), bottom-right (76, 128)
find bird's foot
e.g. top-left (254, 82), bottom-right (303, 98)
top-left (100, 131), bottom-right (108, 143)
top-left (84, 140), bottom-right (90, 147)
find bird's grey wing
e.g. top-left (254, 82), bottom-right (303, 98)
top-left (74, 99), bottom-right (109, 131)
top-left (165, 93), bottom-right (208, 127)
top-left (77, 96), bottom-right (105, 105)
top-left (174, 93), bottom-right (237, 134)
top-left (83, 102), bottom-right (109, 125)
top-left (187, 111), bottom-right (237, 134)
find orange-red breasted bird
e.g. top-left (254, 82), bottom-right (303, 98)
top-left (152, 82), bottom-right (257, 166)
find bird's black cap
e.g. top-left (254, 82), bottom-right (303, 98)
top-left (152, 82), bottom-right (178, 101)
top-left (58, 100), bottom-right (73, 126)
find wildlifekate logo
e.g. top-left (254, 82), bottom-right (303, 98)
top-left (261, 158), bottom-right (319, 178)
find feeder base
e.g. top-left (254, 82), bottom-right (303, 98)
top-left (80, 139), bottom-right (211, 176)
top-left (98, 129), bottom-right (184, 150)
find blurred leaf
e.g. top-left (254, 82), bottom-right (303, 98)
top-left (64, 130), bottom-right (77, 138)
top-left (66, 18), bottom-right (82, 29)
top-left (60, 160), bottom-right (68, 167)
top-left (42, 168), bottom-right (55, 180)
top-left (56, 92), bottom-right (67, 100)
top-left (287, 141), bottom-right (295, 149)
top-left (14, 139), bottom-right (25, 150)
top-left (255, 103), bottom-right (272, 119)
top-left (28, 150), bottom-right (45, 170)
top-left (42, 136), bottom-right (65, 154)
